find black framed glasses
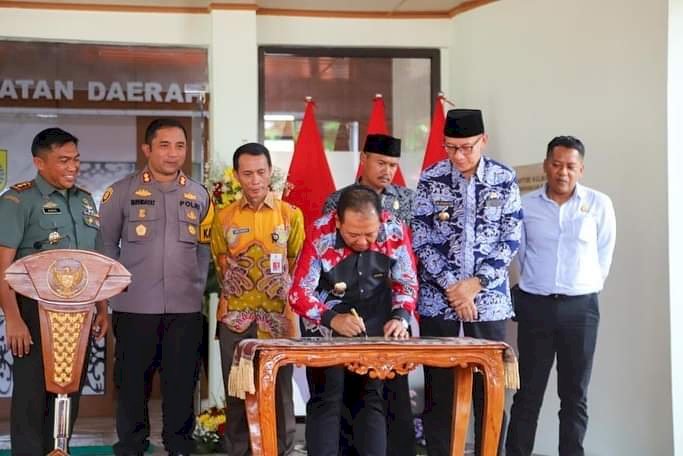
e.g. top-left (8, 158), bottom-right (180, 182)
top-left (443, 135), bottom-right (483, 155)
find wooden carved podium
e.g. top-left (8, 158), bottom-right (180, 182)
top-left (4, 249), bottom-right (131, 456)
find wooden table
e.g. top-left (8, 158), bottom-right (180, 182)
top-left (229, 337), bottom-right (513, 456)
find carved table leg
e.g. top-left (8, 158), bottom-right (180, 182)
top-left (244, 393), bottom-right (263, 456)
top-left (479, 356), bottom-right (505, 456)
top-left (256, 352), bottom-right (282, 456)
top-left (450, 365), bottom-right (473, 456)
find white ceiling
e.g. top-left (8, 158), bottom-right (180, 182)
top-left (4, 0), bottom-right (484, 13)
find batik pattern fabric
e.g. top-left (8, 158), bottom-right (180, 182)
top-left (289, 211), bottom-right (418, 333)
top-left (210, 193), bottom-right (304, 338)
top-left (411, 157), bottom-right (523, 321)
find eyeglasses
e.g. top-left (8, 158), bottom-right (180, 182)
top-left (443, 136), bottom-right (483, 155)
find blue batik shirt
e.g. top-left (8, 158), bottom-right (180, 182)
top-left (411, 156), bottom-right (523, 321)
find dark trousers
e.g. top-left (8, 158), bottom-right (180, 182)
top-left (420, 316), bottom-right (508, 456)
top-left (384, 374), bottom-right (416, 456)
top-left (306, 365), bottom-right (386, 456)
top-left (506, 291), bottom-right (600, 456)
top-left (112, 311), bottom-right (202, 455)
top-left (339, 352), bottom-right (416, 456)
top-left (218, 322), bottom-right (295, 456)
top-left (11, 297), bottom-right (84, 456)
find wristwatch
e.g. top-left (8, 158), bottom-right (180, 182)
top-left (475, 274), bottom-right (489, 289)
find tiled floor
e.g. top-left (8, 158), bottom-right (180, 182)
top-left (0, 400), bottom-right (485, 455)
top-left (0, 399), bottom-right (306, 455)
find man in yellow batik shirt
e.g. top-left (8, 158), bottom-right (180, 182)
top-left (210, 142), bottom-right (304, 456)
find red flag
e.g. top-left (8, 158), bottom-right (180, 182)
top-left (421, 94), bottom-right (447, 170)
top-left (283, 98), bottom-right (336, 232)
top-left (356, 94), bottom-right (407, 187)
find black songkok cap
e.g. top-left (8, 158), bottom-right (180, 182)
top-left (444, 109), bottom-right (485, 138)
top-left (363, 134), bottom-right (401, 157)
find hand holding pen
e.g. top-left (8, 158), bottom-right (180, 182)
top-left (350, 308), bottom-right (368, 338)
top-left (329, 309), bottom-right (367, 337)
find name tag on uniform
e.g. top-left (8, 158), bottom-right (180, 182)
top-left (43, 201), bottom-right (61, 214)
top-left (270, 253), bottom-right (283, 274)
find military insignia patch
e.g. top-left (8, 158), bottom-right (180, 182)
top-left (179, 175), bottom-right (187, 186)
top-left (11, 181), bottom-right (33, 192)
top-left (184, 192), bottom-right (197, 201)
top-left (136, 224), bottom-right (147, 236)
top-left (135, 188), bottom-right (152, 197)
top-left (138, 208), bottom-right (147, 219)
top-left (142, 171), bottom-right (152, 183)
top-left (187, 210), bottom-right (197, 221)
top-left (48, 231), bottom-right (62, 244)
top-left (188, 225), bottom-right (197, 236)
top-left (101, 187), bottom-right (113, 204)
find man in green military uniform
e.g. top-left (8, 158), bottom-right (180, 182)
top-left (0, 128), bottom-right (109, 456)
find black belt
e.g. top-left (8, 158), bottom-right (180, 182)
top-left (519, 288), bottom-right (594, 300)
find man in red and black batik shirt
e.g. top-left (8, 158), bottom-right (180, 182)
top-left (289, 184), bottom-right (418, 456)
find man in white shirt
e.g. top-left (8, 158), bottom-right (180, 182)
top-left (506, 136), bottom-right (616, 456)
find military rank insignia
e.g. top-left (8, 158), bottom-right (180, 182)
top-left (11, 181), bottom-right (32, 192)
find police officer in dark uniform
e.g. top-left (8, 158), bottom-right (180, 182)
top-left (97, 118), bottom-right (212, 456)
top-left (0, 127), bottom-right (109, 456)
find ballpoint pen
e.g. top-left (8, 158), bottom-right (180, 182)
top-left (350, 308), bottom-right (367, 339)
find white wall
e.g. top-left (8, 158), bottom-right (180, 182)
top-left (669, 0), bottom-right (683, 454)
top-left (0, 7), bottom-right (209, 46)
top-left (451, 0), bottom-right (671, 454)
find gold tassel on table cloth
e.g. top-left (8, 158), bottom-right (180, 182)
top-left (228, 357), bottom-right (255, 400)
top-left (504, 347), bottom-right (520, 390)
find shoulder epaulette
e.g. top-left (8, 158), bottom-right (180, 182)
top-left (10, 181), bottom-right (33, 192)
top-left (75, 185), bottom-right (92, 195)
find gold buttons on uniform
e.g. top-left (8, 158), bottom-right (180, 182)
top-left (438, 210), bottom-right (450, 221)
